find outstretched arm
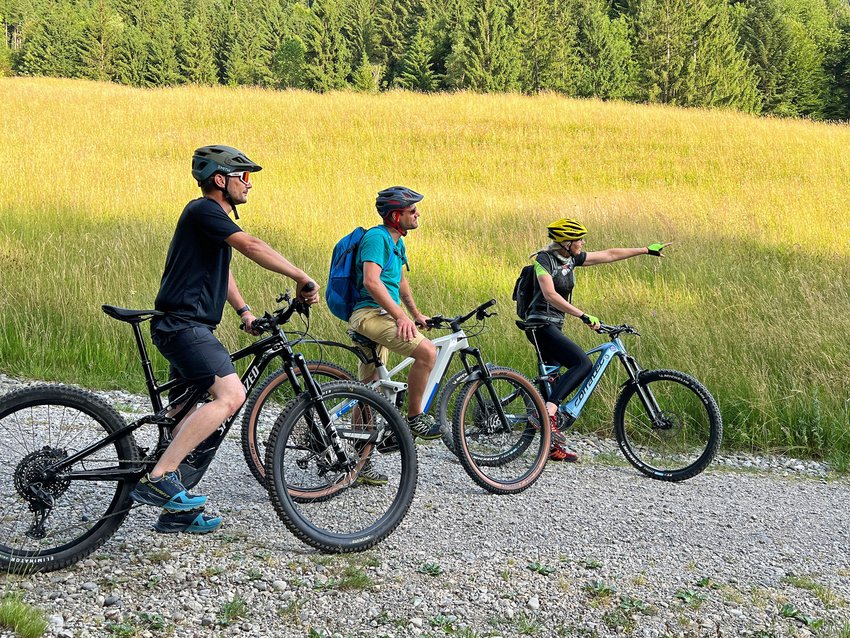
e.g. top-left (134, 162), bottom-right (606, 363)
top-left (583, 241), bottom-right (672, 266)
top-left (226, 231), bottom-right (319, 304)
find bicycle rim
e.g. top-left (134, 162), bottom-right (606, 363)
top-left (241, 361), bottom-right (354, 486)
top-left (453, 370), bottom-right (549, 495)
top-left (614, 369), bottom-right (722, 481)
top-left (0, 385), bottom-right (138, 573)
top-left (266, 381), bottom-right (417, 552)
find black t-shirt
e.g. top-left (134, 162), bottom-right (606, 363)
top-left (527, 250), bottom-right (587, 324)
top-left (152, 198), bottom-right (242, 331)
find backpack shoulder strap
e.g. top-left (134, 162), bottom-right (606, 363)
top-left (371, 224), bottom-right (409, 271)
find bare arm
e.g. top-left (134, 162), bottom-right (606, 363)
top-left (226, 270), bottom-right (258, 332)
top-left (399, 273), bottom-right (429, 327)
top-left (226, 231), bottom-right (318, 303)
top-left (538, 274), bottom-right (588, 320)
top-left (583, 247), bottom-right (648, 266)
top-left (583, 241), bottom-right (672, 266)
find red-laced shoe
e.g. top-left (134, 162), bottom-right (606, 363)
top-left (549, 441), bottom-right (579, 463)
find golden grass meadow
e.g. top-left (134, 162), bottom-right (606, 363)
top-left (1, 77), bottom-right (848, 461)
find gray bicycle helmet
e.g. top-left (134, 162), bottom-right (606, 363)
top-left (191, 145), bottom-right (263, 184)
top-left (375, 186), bottom-right (423, 217)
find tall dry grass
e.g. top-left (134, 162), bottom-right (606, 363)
top-left (2, 77), bottom-right (848, 462)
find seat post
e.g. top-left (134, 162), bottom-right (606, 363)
top-left (130, 321), bottom-right (162, 412)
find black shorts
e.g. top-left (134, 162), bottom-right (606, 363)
top-left (151, 324), bottom-right (236, 395)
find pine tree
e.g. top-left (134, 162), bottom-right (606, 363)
top-left (691, 1), bottom-right (761, 111)
top-left (113, 23), bottom-right (148, 86)
top-left (304, 0), bottom-right (352, 91)
top-left (351, 50), bottom-right (380, 91)
top-left (273, 35), bottom-right (307, 88)
top-left (78, 0), bottom-right (124, 82)
top-left (466, 0), bottom-right (521, 92)
top-left (376, 0), bottom-right (421, 86)
top-left (443, 23), bottom-right (468, 89)
top-left (18, 0), bottom-right (85, 78)
top-left (396, 27), bottom-right (439, 90)
top-left (180, 12), bottom-right (217, 85)
top-left (630, 0), bottom-right (698, 104)
top-left (145, 22), bottom-right (180, 85)
top-left (739, 0), bottom-right (828, 117)
top-left (823, 0), bottom-right (850, 119)
top-left (346, 0), bottom-right (379, 65)
top-left (514, 0), bottom-right (577, 94)
top-left (573, 0), bottom-right (633, 99)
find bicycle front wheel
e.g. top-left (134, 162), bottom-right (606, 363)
top-left (436, 366), bottom-right (515, 457)
top-left (241, 361), bottom-right (354, 487)
top-left (0, 385), bottom-right (139, 573)
top-left (452, 369), bottom-right (550, 495)
top-left (265, 381), bottom-right (417, 552)
top-left (613, 369), bottom-right (723, 481)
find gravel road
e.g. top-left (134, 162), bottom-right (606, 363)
top-left (1, 378), bottom-right (848, 638)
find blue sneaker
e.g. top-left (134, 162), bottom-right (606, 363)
top-left (130, 471), bottom-right (207, 512)
top-left (154, 508), bottom-right (222, 534)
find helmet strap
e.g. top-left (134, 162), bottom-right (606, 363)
top-left (208, 174), bottom-right (239, 219)
top-left (385, 211), bottom-right (407, 236)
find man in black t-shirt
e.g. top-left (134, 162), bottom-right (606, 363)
top-left (130, 145), bottom-right (319, 534)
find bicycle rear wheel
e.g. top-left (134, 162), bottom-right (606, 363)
top-left (241, 360), bottom-right (354, 487)
top-left (452, 369), bottom-right (549, 494)
top-left (0, 385), bottom-right (139, 573)
top-left (265, 381), bottom-right (417, 552)
top-left (613, 369), bottom-right (722, 481)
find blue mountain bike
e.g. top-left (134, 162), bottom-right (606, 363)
top-left (520, 320), bottom-right (722, 481)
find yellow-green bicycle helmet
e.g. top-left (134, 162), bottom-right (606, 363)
top-left (547, 218), bottom-right (588, 242)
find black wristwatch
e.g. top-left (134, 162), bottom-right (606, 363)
top-left (236, 305), bottom-right (251, 317)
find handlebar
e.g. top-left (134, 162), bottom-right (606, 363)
top-left (426, 299), bottom-right (498, 331)
top-left (595, 322), bottom-right (640, 338)
top-left (248, 282), bottom-right (316, 335)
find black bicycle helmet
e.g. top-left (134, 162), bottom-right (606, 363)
top-left (375, 186), bottom-right (424, 217)
top-left (191, 145), bottom-right (263, 184)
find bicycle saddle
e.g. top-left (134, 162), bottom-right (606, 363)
top-left (516, 320), bottom-right (547, 331)
top-left (347, 329), bottom-right (378, 349)
top-left (101, 305), bottom-right (164, 323)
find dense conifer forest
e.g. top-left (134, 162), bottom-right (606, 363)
top-left (2, 0), bottom-right (849, 119)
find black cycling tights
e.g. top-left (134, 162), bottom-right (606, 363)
top-left (525, 323), bottom-right (592, 406)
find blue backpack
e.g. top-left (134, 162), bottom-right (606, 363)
top-left (326, 226), bottom-right (403, 321)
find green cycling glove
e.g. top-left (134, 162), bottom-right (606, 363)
top-left (647, 243), bottom-right (665, 256)
top-left (580, 314), bottom-right (600, 326)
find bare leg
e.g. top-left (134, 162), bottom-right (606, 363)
top-left (406, 340), bottom-right (436, 417)
top-left (151, 373), bottom-right (246, 478)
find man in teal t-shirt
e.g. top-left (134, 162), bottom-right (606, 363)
top-left (348, 187), bottom-right (441, 483)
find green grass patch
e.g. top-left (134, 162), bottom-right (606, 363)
top-left (0, 593), bottom-right (47, 638)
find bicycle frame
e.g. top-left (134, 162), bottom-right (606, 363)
top-left (537, 334), bottom-right (644, 424)
top-left (48, 306), bottom-right (339, 485)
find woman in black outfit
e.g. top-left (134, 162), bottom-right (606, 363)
top-left (524, 218), bottom-right (670, 461)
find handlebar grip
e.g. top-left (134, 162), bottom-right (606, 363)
top-left (481, 299), bottom-right (497, 310)
top-left (302, 281), bottom-right (316, 293)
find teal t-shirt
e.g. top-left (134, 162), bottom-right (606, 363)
top-left (353, 226), bottom-right (408, 310)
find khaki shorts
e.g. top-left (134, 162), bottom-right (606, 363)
top-left (349, 307), bottom-right (426, 381)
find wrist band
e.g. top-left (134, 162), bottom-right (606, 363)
top-left (236, 305), bottom-right (251, 317)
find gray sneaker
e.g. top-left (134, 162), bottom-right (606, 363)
top-left (407, 413), bottom-right (441, 440)
top-left (355, 458), bottom-right (388, 486)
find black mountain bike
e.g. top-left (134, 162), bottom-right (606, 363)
top-left (0, 291), bottom-right (416, 573)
